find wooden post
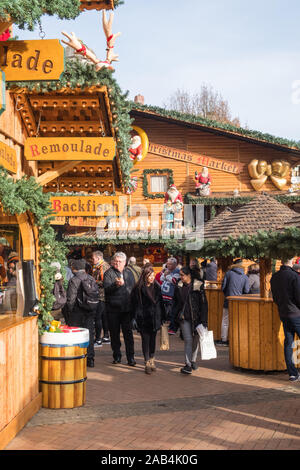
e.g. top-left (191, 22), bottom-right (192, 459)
top-left (217, 257), bottom-right (233, 281)
top-left (259, 257), bottom-right (272, 298)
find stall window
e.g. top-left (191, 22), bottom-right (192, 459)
top-left (0, 225), bottom-right (21, 315)
top-left (150, 175), bottom-right (168, 193)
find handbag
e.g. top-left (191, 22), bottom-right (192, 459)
top-left (160, 323), bottom-right (169, 351)
top-left (196, 325), bottom-right (217, 360)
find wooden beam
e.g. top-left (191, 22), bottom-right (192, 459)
top-left (37, 161), bottom-right (83, 186)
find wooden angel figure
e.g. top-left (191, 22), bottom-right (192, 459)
top-left (173, 200), bottom-right (184, 230)
top-left (61, 10), bottom-right (121, 72)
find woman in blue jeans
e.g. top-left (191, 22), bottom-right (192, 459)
top-left (172, 267), bottom-right (208, 374)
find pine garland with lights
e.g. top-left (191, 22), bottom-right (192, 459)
top-left (0, 168), bottom-right (67, 334)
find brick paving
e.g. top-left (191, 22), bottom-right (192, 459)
top-left (4, 332), bottom-right (300, 450)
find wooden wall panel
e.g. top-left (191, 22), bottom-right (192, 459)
top-left (0, 317), bottom-right (40, 435)
top-left (132, 115), bottom-right (296, 198)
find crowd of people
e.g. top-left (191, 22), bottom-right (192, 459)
top-left (52, 251), bottom-right (209, 375)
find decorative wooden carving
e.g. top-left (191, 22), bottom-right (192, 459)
top-left (248, 159), bottom-right (290, 191)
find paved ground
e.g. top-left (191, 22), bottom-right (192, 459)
top-left (5, 332), bottom-right (300, 450)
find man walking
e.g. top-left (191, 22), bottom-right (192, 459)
top-left (92, 250), bottom-right (110, 347)
top-left (219, 259), bottom-right (250, 345)
top-left (159, 257), bottom-right (180, 335)
top-left (271, 258), bottom-right (300, 381)
top-left (66, 258), bottom-right (100, 368)
top-left (104, 252), bottom-right (136, 365)
top-left (127, 256), bottom-right (142, 283)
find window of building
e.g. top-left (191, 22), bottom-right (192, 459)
top-left (150, 175), bottom-right (168, 193)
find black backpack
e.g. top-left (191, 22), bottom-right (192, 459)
top-left (77, 275), bottom-right (100, 312)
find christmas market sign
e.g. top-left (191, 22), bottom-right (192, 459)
top-left (25, 137), bottom-right (116, 161)
top-left (0, 40), bottom-right (64, 81)
top-left (0, 69), bottom-right (5, 116)
top-left (148, 142), bottom-right (244, 174)
top-left (0, 141), bottom-right (17, 173)
top-left (50, 195), bottom-right (119, 217)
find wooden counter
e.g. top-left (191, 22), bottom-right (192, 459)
top-left (228, 296), bottom-right (300, 371)
top-left (205, 287), bottom-right (224, 341)
top-left (0, 314), bottom-right (42, 449)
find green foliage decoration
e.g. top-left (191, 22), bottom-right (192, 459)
top-left (142, 169), bottom-right (174, 199)
top-left (0, 167), bottom-right (67, 334)
top-left (7, 58), bottom-right (134, 192)
top-left (0, 0), bottom-right (82, 31)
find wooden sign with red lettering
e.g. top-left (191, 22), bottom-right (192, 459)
top-left (25, 137), bottom-right (116, 161)
top-left (148, 142), bottom-right (244, 174)
top-left (0, 40), bottom-right (64, 81)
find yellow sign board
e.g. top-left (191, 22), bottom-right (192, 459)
top-left (0, 40), bottom-right (64, 82)
top-left (0, 69), bottom-right (5, 115)
top-left (25, 137), bottom-right (116, 161)
top-left (0, 141), bottom-right (17, 173)
top-left (50, 196), bottom-right (120, 217)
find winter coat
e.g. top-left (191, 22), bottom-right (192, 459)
top-left (131, 281), bottom-right (166, 332)
top-left (104, 266), bottom-right (135, 313)
top-left (205, 261), bottom-right (218, 281)
top-left (66, 270), bottom-right (91, 315)
top-left (222, 267), bottom-right (250, 308)
top-left (160, 267), bottom-right (180, 302)
top-left (127, 264), bottom-right (142, 283)
top-left (172, 279), bottom-right (208, 335)
top-left (248, 271), bottom-right (260, 294)
top-left (52, 279), bottom-right (67, 311)
top-left (271, 265), bottom-right (300, 320)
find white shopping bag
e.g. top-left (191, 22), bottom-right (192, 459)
top-left (196, 325), bottom-right (217, 360)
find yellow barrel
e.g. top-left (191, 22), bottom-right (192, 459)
top-left (39, 328), bottom-right (89, 409)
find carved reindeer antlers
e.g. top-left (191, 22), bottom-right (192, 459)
top-left (61, 11), bottom-right (121, 72)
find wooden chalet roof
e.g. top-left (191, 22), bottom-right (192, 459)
top-left (131, 104), bottom-right (300, 159)
top-left (204, 193), bottom-right (296, 240)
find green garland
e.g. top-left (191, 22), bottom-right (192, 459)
top-left (0, 0), bottom-right (82, 31)
top-left (64, 235), bottom-right (174, 246)
top-left (185, 192), bottom-right (300, 206)
top-left (131, 102), bottom-right (300, 151)
top-left (142, 169), bottom-right (174, 199)
top-left (0, 167), bottom-right (67, 334)
top-left (7, 58), bottom-right (134, 192)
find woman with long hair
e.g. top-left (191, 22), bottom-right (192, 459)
top-left (131, 266), bottom-right (165, 374)
top-left (172, 266), bottom-right (208, 374)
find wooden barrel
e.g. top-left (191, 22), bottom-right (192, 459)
top-left (205, 287), bottom-right (224, 341)
top-left (228, 296), bottom-right (300, 371)
top-left (39, 328), bottom-right (89, 409)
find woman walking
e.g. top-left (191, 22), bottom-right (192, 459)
top-left (172, 267), bottom-right (208, 374)
top-left (131, 266), bottom-right (165, 374)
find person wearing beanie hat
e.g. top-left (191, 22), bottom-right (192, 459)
top-left (66, 258), bottom-right (100, 368)
top-left (217, 259), bottom-right (250, 346)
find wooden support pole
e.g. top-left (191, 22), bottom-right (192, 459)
top-left (259, 257), bottom-right (272, 298)
top-left (37, 161), bottom-right (83, 186)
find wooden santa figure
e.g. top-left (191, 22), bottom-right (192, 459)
top-left (195, 167), bottom-right (211, 196)
top-left (129, 135), bottom-right (143, 162)
top-left (164, 184), bottom-right (183, 204)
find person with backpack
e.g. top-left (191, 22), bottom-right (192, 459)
top-left (92, 250), bottom-right (110, 347)
top-left (66, 258), bottom-right (100, 368)
top-left (51, 271), bottom-right (67, 321)
top-left (104, 252), bottom-right (136, 366)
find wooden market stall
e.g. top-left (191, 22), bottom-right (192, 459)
top-left (201, 193), bottom-right (300, 371)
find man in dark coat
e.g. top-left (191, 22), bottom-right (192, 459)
top-left (104, 252), bottom-right (136, 366)
top-left (219, 259), bottom-right (250, 345)
top-left (206, 258), bottom-right (218, 282)
top-left (271, 258), bottom-right (300, 381)
top-left (66, 258), bottom-right (98, 368)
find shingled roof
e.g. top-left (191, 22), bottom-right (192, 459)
top-left (204, 193), bottom-right (297, 240)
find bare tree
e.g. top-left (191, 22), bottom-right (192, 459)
top-left (163, 84), bottom-right (241, 127)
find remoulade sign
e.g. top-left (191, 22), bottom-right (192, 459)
top-left (0, 69), bottom-right (5, 115)
top-left (50, 196), bottom-right (119, 217)
top-left (148, 142), bottom-right (244, 174)
top-left (0, 141), bottom-right (17, 173)
top-left (25, 137), bottom-right (116, 161)
top-left (0, 40), bottom-right (64, 81)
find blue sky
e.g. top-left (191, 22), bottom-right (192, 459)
top-left (14, 0), bottom-right (300, 141)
